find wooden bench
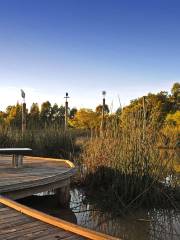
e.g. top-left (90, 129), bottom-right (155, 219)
top-left (0, 148), bottom-right (32, 168)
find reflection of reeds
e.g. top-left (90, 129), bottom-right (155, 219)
top-left (70, 189), bottom-right (180, 240)
top-left (81, 110), bottom-right (179, 209)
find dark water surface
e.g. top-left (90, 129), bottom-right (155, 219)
top-left (19, 189), bottom-right (180, 240)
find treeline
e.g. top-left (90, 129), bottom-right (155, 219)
top-left (0, 82), bottom-right (179, 130)
top-left (121, 82), bottom-right (179, 127)
top-left (70, 82), bottom-right (179, 130)
top-left (0, 101), bottom-right (77, 129)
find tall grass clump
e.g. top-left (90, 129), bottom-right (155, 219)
top-left (0, 126), bottom-right (80, 159)
top-left (81, 110), bottom-right (179, 210)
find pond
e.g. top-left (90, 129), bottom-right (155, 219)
top-left (19, 188), bottom-right (180, 240)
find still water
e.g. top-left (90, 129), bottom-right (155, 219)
top-left (19, 188), bottom-right (180, 240)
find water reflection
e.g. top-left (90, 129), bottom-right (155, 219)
top-left (70, 189), bottom-right (180, 240)
top-left (19, 188), bottom-right (180, 240)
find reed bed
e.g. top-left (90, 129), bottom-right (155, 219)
top-left (0, 126), bottom-right (81, 159)
top-left (81, 110), bottom-right (179, 210)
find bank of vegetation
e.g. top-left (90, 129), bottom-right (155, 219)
top-left (0, 83), bottom-right (179, 211)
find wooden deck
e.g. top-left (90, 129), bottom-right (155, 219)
top-left (0, 155), bottom-right (76, 199)
top-left (0, 203), bottom-right (85, 240)
top-left (0, 196), bottom-right (118, 240)
top-left (0, 155), bottom-right (119, 240)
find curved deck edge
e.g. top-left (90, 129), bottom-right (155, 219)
top-left (0, 156), bottom-right (77, 200)
top-left (24, 156), bottom-right (76, 168)
top-left (0, 195), bottom-right (120, 240)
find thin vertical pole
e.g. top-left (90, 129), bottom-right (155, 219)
top-left (22, 102), bottom-right (26, 136)
top-left (102, 97), bottom-right (105, 130)
top-left (142, 96), bottom-right (146, 141)
top-left (65, 100), bottom-right (68, 129)
top-left (64, 92), bottom-right (70, 130)
top-left (101, 91), bottom-right (106, 134)
top-left (21, 89), bottom-right (26, 136)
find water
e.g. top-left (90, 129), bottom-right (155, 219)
top-left (20, 188), bottom-right (180, 240)
top-left (70, 189), bottom-right (180, 240)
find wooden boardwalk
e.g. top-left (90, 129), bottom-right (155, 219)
top-left (0, 155), bottom-right (76, 200)
top-left (0, 202), bottom-right (85, 240)
top-left (0, 155), bottom-right (119, 240)
top-left (0, 196), bottom-right (118, 240)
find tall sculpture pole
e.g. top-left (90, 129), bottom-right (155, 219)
top-left (101, 90), bottom-right (106, 133)
top-left (64, 92), bottom-right (70, 130)
top-left (21, 89), bottom-right (26, 136)
top-left (142, 96), bottom-right (146, 141)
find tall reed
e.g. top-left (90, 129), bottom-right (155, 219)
top-left (0, 126), bottom-right (80, 159)
top-left (81, 110), bottom-right (178, 209)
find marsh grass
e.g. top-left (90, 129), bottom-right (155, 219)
top-left (0, 126), bottom-right (82, 159)
top-left (81, 110), bottom-right (179, 210)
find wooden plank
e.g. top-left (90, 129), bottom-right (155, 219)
top-left (0, 204), bottom-right (85, 240)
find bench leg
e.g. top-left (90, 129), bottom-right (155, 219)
top-left (12, 155), bottom-right (23, 168)
top-left (56, 185), bottom-right (71, 208)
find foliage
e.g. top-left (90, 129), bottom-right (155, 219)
top-left (0, 101), bottom-right (67, 129)
top-left (5, 103), bottom-right (22, 127)
top-left (171, 82), bottom-right (180, 98)
top-left (95, 104), bottom-right (109, 114)
top-left (165, 110), bottom-right (180, 126)
top-left (69, 108), bottom-right (77, 119)
top-left (28, 103), bottom-right (40, 128)
top-left (69, 108), bottom-right (101, 129)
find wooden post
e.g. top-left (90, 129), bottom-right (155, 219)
top-left (12, 155), bottom-right (23, 168)
top-left (21, 89), bottom-right (26, 136)
top-left (56, 185), bottom-right (70, 208)
top-left (64, 92), bottom-right (69, 130)
top-left (22, 102), bottom-right (26, 135)
top-left (100, 91), bottom-right (106, 134)
top-left (102, 97), bottom-right (105, 129)
top-left (142, 96), bottom-right (146, 141)
top-left (65, 100), bottom-right (68, 129)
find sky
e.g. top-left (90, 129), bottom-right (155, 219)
top-left (0, 0), bottom-right (179, 111)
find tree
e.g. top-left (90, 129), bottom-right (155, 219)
top-left (51, 103), bottom-right (59, 122)
top-left (165, 110), bottom-right (180, 126)
top-left (0, 111), bottom-right (5, 125)
top-left (5, 103), bottom-right (22, 128)
top-left (28, 103), bottom-right (40, 128)
top-left (95, 104), bottom-right (109, 115)
top-left (51, 104), bottom-right (65, 126)
top-left (40, 101), bottom-right (52, 127)
top-left (70, 108), bottom-right (77, 119)
top-left (121, 91), bottom-right (172, 129)
top-left (69, 108), bottom-right (100, 129)
top-left (171, 82), bottom-right (180, 98)
top-left (116, 107), bottom-right (122, 116)
top-left (170, 82), bottom-right (180, 112)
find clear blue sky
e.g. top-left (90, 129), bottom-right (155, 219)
top-left (0, 0), bottom-right (179, 111)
